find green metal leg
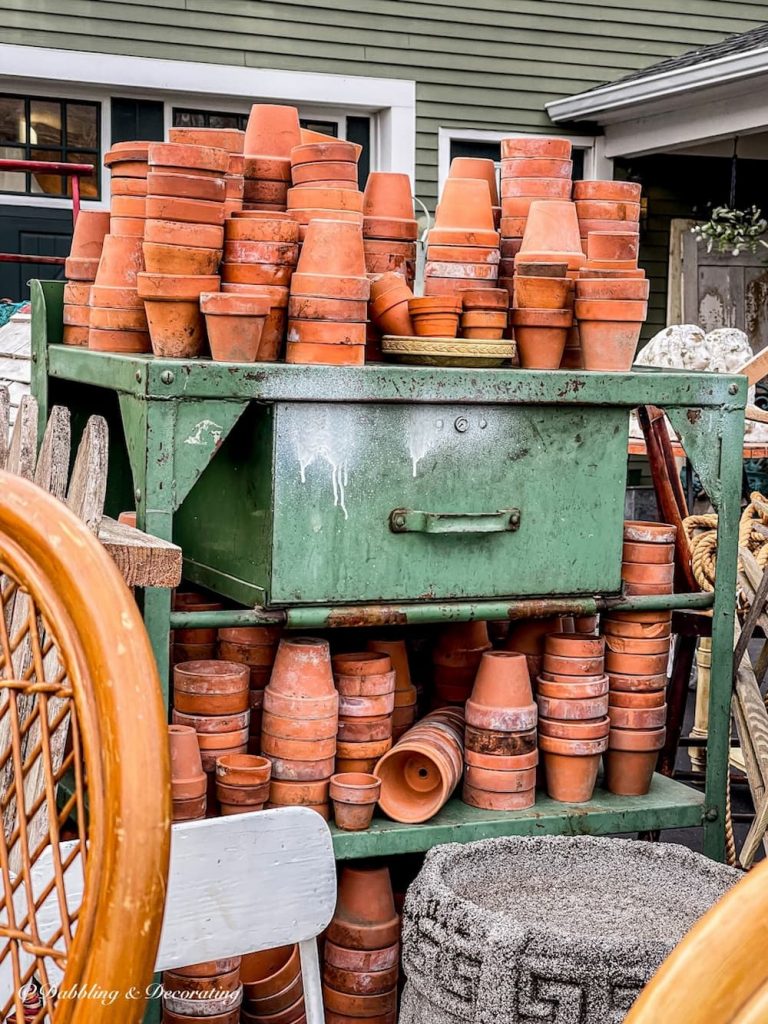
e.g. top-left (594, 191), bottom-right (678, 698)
top-left (703, 405), bottom-right (745, 860)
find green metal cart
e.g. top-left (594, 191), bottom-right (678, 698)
top-left (31, 278), bottom-right (745, 862)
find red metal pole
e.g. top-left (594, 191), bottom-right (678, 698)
top-left (71, 174), bottom-right (81, 224)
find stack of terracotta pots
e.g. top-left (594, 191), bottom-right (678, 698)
top-left (170, 126), bottom-right (245, 217)
top-left (460, 287), bottom-right (509, 339)
top-left (220, 212), bottom-right (299, 361)
top-left (432, 621), bottom-right (491, 705)
top-left (367, 638), bottom-right (418, 738)
top-left (511, 259), bottom-right (572, 368)
top-left (573, 179), bottom-right (641, 252)
top-left (172, 661), bottom-right (250, 791)
top-left (172, 590), bottom-right (222, 665)
top-left (288, 140), bottom-right (363, 243)
top-left (217, 625), bottom-right (282, 755)
top-left (363, 172), bottom-right (418, 288)
top-left (600, 520), bottom-right (673, 795)
top-left (424, 177), bottom-right (499, 299)
top-left (169, 724), bottom-right (207, 821)
top-left (333, 651), bottom-right (395, 773)
top-left (449, 156), bottom-right (501, 229)
top-left (408, 295), bottom-right (462, 338)
top-left (537, 632), bottom-right (610, 803)
top-left (368, 272), bottom-right (414, 339)
top-left (287, 217), bottom-right (369, 365)
top-left (375, 707), bottom-right (464, 822)
top-left (243, 104), bottom-right (301, 213)
top-left (136, 141), bottom-right (228, 358)
top-left (162, 959), bottom-right (242, 1024)
top-left (498, 137), bottom-right (573, 294)
top-left (329, 771), bottom-right (381, 831)
top-left (62, 211), bottom-right (110, 346)
top-left (215, 753), bottom-right (271, 816)
top-left (240, 946), bottom-right (304, 1024)
top-left (505, 616), bottom-right (565, 680)
top-left (200, 291), bottom-right (271, 363)
top-left (575, 231), bottom-right (649, 371)
top-left (323, 864), bottom-right (399, 1022)
top-left (462, 651), bottom-right (537, 810)
top-left (262, 637), bottom-right (338, 818)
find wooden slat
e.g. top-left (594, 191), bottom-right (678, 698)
top-left (66, 416), bottom-right (108, 534)
top-left (98, 517), bottom-right (182, 589)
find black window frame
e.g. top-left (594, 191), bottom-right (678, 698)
top-left (0, 93), bottom-right (101, 199)
top-left (172, 106), bottom-right (342, 140)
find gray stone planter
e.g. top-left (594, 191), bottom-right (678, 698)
top-left (400, 835), bottom-right (738, 1024)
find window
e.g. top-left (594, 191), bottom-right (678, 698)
top-left (0, 94), bottom-right (100, 199)
top-left (173, 107), bottom-right (341, 138)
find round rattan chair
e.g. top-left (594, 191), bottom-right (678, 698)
top-left (0, 470), bottom-right (169, 1023)
top-left (625, 853), bottom-right (768, 1022)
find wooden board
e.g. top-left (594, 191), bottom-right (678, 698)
top-left (98, 517), bottom-right (183, 588)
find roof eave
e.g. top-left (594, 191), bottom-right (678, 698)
top-left (547, 44), bottom-right (768, 123)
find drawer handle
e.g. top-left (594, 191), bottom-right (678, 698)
top-left (389, 508), bottom-right (521, 535)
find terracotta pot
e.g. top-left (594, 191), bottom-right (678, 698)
top-left (622, 539), bottom-right (674, 565)
top-left (514, 275), bottom-right (569, 310)
top-left (332, 651), bottom-right (392, 677)
top-left (163, 966), bottom-right (242, 996)
top-left (172, 793), bottom-right (207, 822)
top-left (429, 185), bottom-right (498, 248)
top-left (573, 180), bottom-right (641, 202)
top-left (219, 625), bottom-right (282, 644)
top-left (539, 733), bottom-right (607, 802)
top-left (622, 560), bottom-right (675, 585)
top-left (169, 724), bottom-right (206, 799)
top-left (604, 726), bottom-right (665, 795)
top-left (169, 127), bottom-right (244, 154)
top-left (145, 195), bottom-right (225, 227)
top-left (173, 660), bottom-right (250, 714)
top-left (337, 716), bottom-right (394, 746)
top-left (501, 136), bottom-right (572, 160)
top-left (197, 727), bottom-right (250, 751)
top-left (449, 157), bottom-right (499, 206)
top-left (464, 746), bottom-right (538, 771)
top-left (291, 140), bottom-right (358, 166)
top-left (288, 294), bottom-right (366, 321)
top-left (462, 782), bottom-right (536, 810)
top-left (426, 244), bottom-right (499, 266)
top-left (624, 520), bottom-right (677, 544)
top-left (262, 711), bottom-right (338, 741)
top-left (244, 104), bottom-right (302, 159)
top-left (375, 712), bottom-right (463, 823)
top-left (329, 772), bottom-right (381, 831)
top-left (501, 155), bottom-right (573, 178)
top-left (519, 201), bottom-right (583, 261)
top-left (172, 709), bottom-right (250, 734)
top-left (64, 256), bottom-right (100, 282)
top-left (501, 179), bottom-right (572, 202)
top-left (578, 319), bottom-right (641, 372)
top-left (578, 198), bottom-right (641, 220)
top-left (370, 290), bottom-right (414, 337)
top-left (291, 219), bottom-right (364, 280)
top-left (323, 960), bottom-right (398, 997)
top-left (142, 240), bottom-right (221, 276)
top-left (68, 210), bottom-right (111, 261)
top-left (292, 160), bottom-right (358, 186)
top-left (241, 944), bottom-right (300, 1000)
top-left (470, 650), bottom-right (533, 708)
top-left (242, 974), bottom-right (303, 1016)
top-left (267, 637), bottom-right (336, 700)
top-left (409, 296), bottom-right (461, 338)
top-left (537, 675), bottom-right (609, 700)
top-left (605, 648), bottom-right (669, 676)
top-left (226, 216), bottom-right (299, 243)
top-left (362, 171), bottom-right (415, 222)
top-left (144, 218), bottom-right (224, 250)
top-left (607, 670), bottom-right (667, 694)
top-left (323, 985), bottom-right (397, 1018)
top-left (137, 272), bottom-right (219, 358)
top-left (463, 762), bottom-right (537, 793)
top-left (93, 233), bottom-right (144, 288)
top-left (585, 232), bottom-right (639, 264)
top-left (172, 641), bottom-right (217, 665)
top-left (424, 258), bottom-right (498, 281)
top-left (574, 298), bottom-right (647, 323)
top-left (148, 141), bottom-right (229, 176)
top-left (538, 715), bottom-right (610, 740)
top-left (461, 287), bottom-right (508, 311)
top-left (267, 750), bottom-right (336, 781)
top-left (603, 634), bottom-right (670, 657)
top-left (216, 778), bottom-right (271, 807)
top-left (286, 187), bottom-right (363, 212)
top-left (328, 864), bottom-right (400, 950)
top-left (215, 753), bottom-right (271, 786)
top-left (544, 633), bottom-right (604, 658)
top-left (146, 171), bottom-right (225, 204)
top-left (366, 639), bottom-right (412, 690)
top-left (541, 651), bottom-right (604, 676)
top-left (602, 615), bottom-right (671, 640)
top-left (608, 703), bottom-right (667, 730)
top-left (610, 689), bottom-right (666, 710)
top-left (576, 277), bottom-right (649, 301)
top-left (269, 779), bottom-right (330, 807)
top-left (224, 240), bottom-right (299, 267)
top-left (515, 261), bottom-right (568, 279)
top-left (338, 690), bottom-right (395, 718)
top-left (112, 177), bottom-right (149, 196)
top-left (89, 305), bottom-right (148, 331)
top-left (537, 692), bottom-right (608, 720)
top-left (512, 322), bottom-right (569, 370)
top-left (286, 320), bottom-right (366, 346)
top-left (200, 291), bottom-right (270, 362)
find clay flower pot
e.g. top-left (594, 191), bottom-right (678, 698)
top-left (578, 319), bottom-right (642, 372)
top-left (519, 201), bottom-right (583, 260)
top-left (510, 308), bottom-right (572, 369)
top-left (576, 277), bottom-right (649, 301)
top-left (293, 217), bottom-right (366, 282)
top-left (462, 287), bottom-right (508, 312)
top-left (449, 157), bottom-right (499, 206)
top-left (408, 296), bottom-right (462, 337)
top-left (215, 753), bottom-right (271, 786)
top-left (622, 560), bottom-right (675, 587)
top-left (137, 272), bottom-right (220, 358)
top-left (143, 241), bottom-right (221, 276)
top-left (604, 725), bottom-right (665, 795)
top-left (573, 180), bottom-right (641, 202)
top-left (328, 864), bottom-right (399, 950)
top-left (200, 291), bottom-right (270, 362)
top-left (173, 660), bottom-right (250, 715)
top-left (622, 539), bottom-right (674, 565)
top-left (544, 633), bottom-right (604, 659)
top-left (501, 136), bottom-right (572, 160)
top-left (268, 637), bottom-right (336, 700)
top-left (539, 733), bottom-right (608, 802)
top-left (515, 261), bottom-right (568, 279)
top-left (430, 178), bottom-right (499, 248)
top-left (169, 724), bottom-right (207, 800)
top-left (461, 310), bottom-right (507, 339)
top-left (586, 231), bottom-right (639, 263)
top-left (244, 104), bottom-right (301, 158)
top-left (514, 275), bottom-right (569, 309)
top-left (538, 715), bottom-right (611, 741)
top-left (603, 615), bottom-right (671, 640)
top-left (241, 945), bottom-right (300, 1001)
top-left (470, 650), bottom-right (533, 708)
top-left (329, 772), bottom-right (381, 831)
top-left (362, 171), bottom-right (415, 226)
top-left (67, 210), bottom-right (111, 267)
top-left (93, 233), bottom-right (145, 288)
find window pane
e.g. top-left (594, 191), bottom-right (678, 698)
top-left (66, 103), bottom-right (98, 149)
top-left (30, 100), bottom-right (62, 148)
top-left (29, 148), bottom-right (64, 195)
top-left (300, 119), bottom-right (338, 138)
top-left (208, 113), bottom-right (241, 130)
top-left (66, 151), bottom-right (99, 199)
top-left (173, 109), bottom-right (207, 128)
top-left (0, 144), bottom-right (26, 191)
top-left (0, 97), bottom-right (24, 144)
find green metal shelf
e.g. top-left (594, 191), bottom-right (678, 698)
top-left (329, 774), bottom-right (705, 859)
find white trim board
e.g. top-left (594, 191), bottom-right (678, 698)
top-left (0, 43), bottom-right (416, 180)
top-left (437, 127), bottom-right (610, 190)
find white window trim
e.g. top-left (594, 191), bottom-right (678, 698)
top-left (437, 127), bottom-right (611, 191)
top-left (0, 42), bottom-right (416, 209)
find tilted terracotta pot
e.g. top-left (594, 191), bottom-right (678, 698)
top-left (328, 864), bottom-right (399, 950)
top-left (501, 136), bottom-right (572, 160)
top-left (169, 724), bottom-right (206, 800)
top-left (137, 272), bottom-right (219, 358)
top-left (93, 233), bottom-right (144, 288)
top-left (68, 210), bottom-right (111, 262)
top-left (241, 944), bottom-right (300, 1000)
top-left (294, 217), bottom-right (366, 278)
top-left (200, 290), bottom-right (270, 362)
top-left (520, 200), bottom-right (583, 262)
top-left (539, 732), bottom-right (607, 802)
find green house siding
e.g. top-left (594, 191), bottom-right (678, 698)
top-left (2, 0), bottom-right (767, 204)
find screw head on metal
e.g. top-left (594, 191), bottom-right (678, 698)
top-left (134, 488), bottom-right (142, 502)
top-left (728, 383), bottom-right (739, 395)
top-left (509, 511), bottom-right (521, 528)
top-left (161, 370), bottom-right (175, 385)
top-left (393, 513), bottom-right (406, 530)
top-left (135, 370), bottom-right (142, 382)
top-left (704, 807), bottom-right (719, 822)
top-left (454, 416), bottom-right (469, 433)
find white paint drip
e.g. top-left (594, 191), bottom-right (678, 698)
top-left (293, 408), bottom-right (356, 520)
top-left (407, 409), bottom-right (448, 477)
top-left (184, 420), bottom-right (223, 447)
